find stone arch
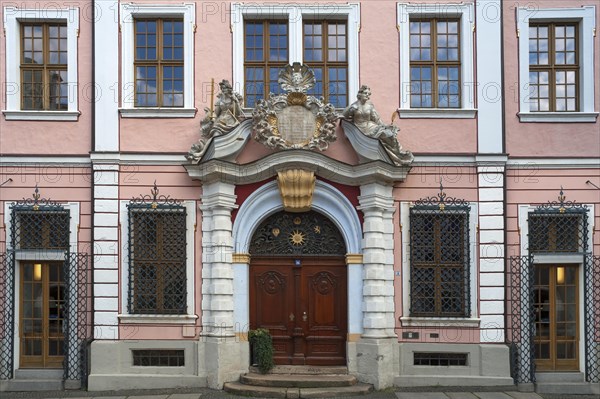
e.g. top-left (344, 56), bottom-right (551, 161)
top-left (232, 180), bottom-right (363, 335)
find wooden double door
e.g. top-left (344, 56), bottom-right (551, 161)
top-left (250, 257), bottom-right (347, 365)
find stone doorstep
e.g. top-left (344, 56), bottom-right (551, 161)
top-left (224, 381), bottom-right (373, 398)
top-left (251, 365), bottom-right (349, 375)
top-left (241, 372), bottom-right (357, 388)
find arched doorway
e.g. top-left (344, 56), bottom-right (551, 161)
top-left (249, 210), bottom-right (348, 366)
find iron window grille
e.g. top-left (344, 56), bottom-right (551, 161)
top-left (132, 349), bottom-right (185, 367)
top-left (0, 186), bottom-right (90, 387)
top-left (509, 188), bottom-right (598, 385)
top-left (413, 352), bottom-right (468, 366)
top-left (409, 184), bottom-right (471, 317)
top-left (127, 183), bottom-right (187, 315)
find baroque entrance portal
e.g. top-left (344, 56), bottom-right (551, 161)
top-left (249, 210), bottom-right (347, 365)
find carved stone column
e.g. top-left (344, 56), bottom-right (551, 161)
top-left (198, 181), bottom-right (248, 388)
top-left (354, 182), bottom-right (398, 389)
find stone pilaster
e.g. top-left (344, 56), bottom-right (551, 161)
top-left (198, 181), bottom-right (248, 388)
top-left (477, 161), bottom-right (507, 343)
top-left (354, 182), bottom-right (398, 389)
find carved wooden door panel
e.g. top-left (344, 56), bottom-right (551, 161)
top-left (250, 260), bottom-right (295, 364)
top-left (302, 259), bottom-right (347, 365)
top-left (250, 257), bottom-right (347, 365)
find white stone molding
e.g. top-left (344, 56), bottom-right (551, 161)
top-left (399, 201), bottom-right (479, 327)
top-left (95, 1), bottom-right (119, 151)
top-left (516, 6), bottom-right (598, 122)
top-left (477, 166), bottom-right (505, 343)
top-left (120, 3), bottom-right (196, 115)
top-left (398, 108), bottom-right (477, 119)
top-left (357, 183), bottom-right (397, 338)
top-left (476, 0), bottom-right (503, 153)
top-left (118, 199), bottom-right (197, 325)
top-left (199, 181), bottom-right (237, 336)
top-left (397, 3), bottom-right (475, 115)
top-left (231, 3), bottom-right (360, 104)
top-left (231, 180), bottom-right (364, 335)
top-left (185, 150), bottom-right (411, 186)
top-left (2, 6), bottom-right (80, 120)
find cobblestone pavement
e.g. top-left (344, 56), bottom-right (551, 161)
top-left (1, 388), bottom-right (598, 399)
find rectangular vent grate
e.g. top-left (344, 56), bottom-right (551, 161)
top-left (414, 352), bottom-right (468, 366)
top-left (132, 349), bottom-right (185, 367)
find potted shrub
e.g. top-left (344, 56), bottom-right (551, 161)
top-left (248, 328), bottom-right (274, 374)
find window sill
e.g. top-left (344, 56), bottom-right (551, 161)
top-left (400, 317), bottom-right (480, 328)
top-left (119, 108), bottom-right (197, 118)
top-left (518, 112), bottom-right (599, 123)
top-left (2, 110), bottom-right (80, 121)
top-left (118, 314), bottom-right (198, 324)
top-left (398, 108), bottom-right (477, 119)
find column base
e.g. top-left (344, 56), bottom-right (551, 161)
top-left (348, 337), bottom-right (398, 390)
top-left (198, 336), bottom-right (249, 389)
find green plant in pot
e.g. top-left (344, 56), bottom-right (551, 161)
top-left (248, 328), bottom-right (274, 374)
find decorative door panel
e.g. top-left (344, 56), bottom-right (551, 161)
top-left (303, 263), bottom-right (347, 365)
top-left (250, 264), bottom-right (295, 364)
top-left (250, 257), bottom-right (347, 365)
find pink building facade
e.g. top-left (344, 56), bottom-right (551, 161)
top-left (0, 0), bottom-right (598, 394)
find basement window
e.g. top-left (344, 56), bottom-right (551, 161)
top-left (132, 349), bottom-right (185, 367)
top-left (413, 352), bottom-right (468, 366)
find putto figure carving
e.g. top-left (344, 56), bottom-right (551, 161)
top-left (186, 79), bottom-right (244, 163)
top-left (343, 85), bottom-right (413, 165)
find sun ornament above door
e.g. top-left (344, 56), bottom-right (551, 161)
top-left (252, 62), bottom-right (339, 151)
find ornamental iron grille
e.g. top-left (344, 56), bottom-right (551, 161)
top-left (127, 183), bottom-right (187, 315)
top-left (0, 186), bottom-right (90, 387)
top-left (249, 210), bottom-right (346, 256)
top-left (584, 254), bottom-right (600, 383)
top-left (409, 184), bottom-right (471, 317)
top-left (507, 255), bottom-right (536, 384)
top-left (509, 188), bottom-right (597, 384)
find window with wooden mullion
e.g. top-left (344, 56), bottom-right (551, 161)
top-left (20, 23), bottom-right (68, 110)
top-left (409, 19), bottom-right (461, 108)
top-left (529, 23), bottom-right (578, 112)
top-left (244, 20), bottom-right (288, 108)
top-left (303, 20), bottom-right (348, 108)
top-left (134, 19), bottom-right (184, 108)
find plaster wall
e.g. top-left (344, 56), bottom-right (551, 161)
top-left (0, 0), bottom-right (94, 155)
top-left (502, 1), bottom-right (600, 157)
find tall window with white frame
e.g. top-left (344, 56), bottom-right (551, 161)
top-left (128, 206), bottom-right (187, 314)
top-left (20, 23), bottom-right (68, 110)
top-left (528, 23), bottom-right (578, 112)
top-left (409, 207), bottom-right (470, 317)
top-left (409, 19), bottom-right (461, 108)
top-left (303, 20), bottom-right (348, 107)
top-left (244, 20), bottom-right (289, 108)
top-left (134, 19), bottom-right (184, 107)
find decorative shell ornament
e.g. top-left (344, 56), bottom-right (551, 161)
top-left (252, 62), bottom-right (339, 151)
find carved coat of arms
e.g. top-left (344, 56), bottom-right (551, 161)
top-left (252, 63), bottom-right (338, 151)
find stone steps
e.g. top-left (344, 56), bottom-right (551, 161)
top-left (225, 367), bottom-right (372, 398)
top-left (0, 369), bottom-right (64, 392)
top-left (241, 373), bottom-right (357, 388)
top-left (534, 372), bottom-right (598, 395)
top-left (224, 381), bottom-right (373, 398)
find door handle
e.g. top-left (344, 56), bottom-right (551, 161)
top-left (302, 311), bottom-right (307, 321)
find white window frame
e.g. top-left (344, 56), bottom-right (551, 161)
top-left (2, 6), bottom-right (80, 121)
top-left (399, 201), bottom-right (480, 327)
top-left (119, 3), bottom-right (196, 118)
top-left (397, 3), bottom-right (476, 119)
top-left (118, 200), bottom-right (197, 324)
top-left (516, 6), bottom-right (598, 123)
top-left (231, 3), bottom-right (360, 108)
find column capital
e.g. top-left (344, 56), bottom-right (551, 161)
top-left (357, 182), bottom-right (395, 212)
top-left (200, 181), bottom-right (237, 210)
